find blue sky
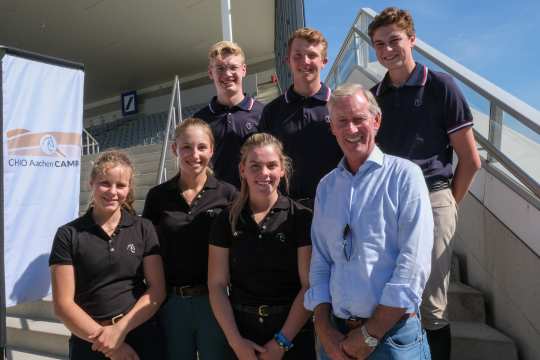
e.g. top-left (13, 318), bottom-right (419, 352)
top-left (305, 0), bottom-right (540, 112)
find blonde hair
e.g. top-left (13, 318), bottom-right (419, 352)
top-left (288, 27), bottom-right (328, 59)
top-left (173, 117), bottom-right (214, 176)
top-left (88, 150), bottom-right (136, 215)
top-left (208, 41), bottom-right (246, 63)
top-left (328, 83), bottom-right (381, 117)
top-left (229, 133), bottom-right (291, 233)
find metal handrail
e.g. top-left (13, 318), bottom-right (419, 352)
top-left (326, 7), bottom-right (540, 199)
top-left (156, 75), bottom-right (183, 184)
top-left (81, 128), bottom-right (99, 155)
top-left (474, 130), bottom-right (539, 199)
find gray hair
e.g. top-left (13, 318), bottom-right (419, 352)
top-left (328, 83), bottom-right (381, 117)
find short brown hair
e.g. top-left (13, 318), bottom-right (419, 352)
top-left (287, 27), bottom-right (328, 59)
top-left (208, 41), bottom-right (245, 63)
top-left (368, 7), bottom-right (415, 40)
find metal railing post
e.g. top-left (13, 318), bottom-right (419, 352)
top-left (488, 102), bottom-right (503, 163)
top-left (156, 76), bottom-right (183, 185)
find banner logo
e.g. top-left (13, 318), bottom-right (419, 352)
top-left (7, 128), bottom-right (80, 157)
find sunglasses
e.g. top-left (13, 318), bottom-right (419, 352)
top-left (342, 224), bottom-right (352, 262)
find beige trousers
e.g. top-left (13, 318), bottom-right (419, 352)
top-left (421, 188), bottom-right (458, 330)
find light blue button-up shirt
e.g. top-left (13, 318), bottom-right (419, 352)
top-left (304, 146), bottom-right (433, 318)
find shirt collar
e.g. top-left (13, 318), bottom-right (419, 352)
top-left (208, 95), bottom-right (254, 114)
top-left (375, 62), bottom-right (428, 96)
top-left (241, 193), bottom-right (290, 218)
top-left (337, 145), bottom-right (384, 175)
top-left (80, 208), bottom-right (136, 230)
top-left (165, 173), bottom-right (218, 191)
top-left (284, 83), bottom-right (331, 104)
top-left (272, 194), bottom-right (291, 210)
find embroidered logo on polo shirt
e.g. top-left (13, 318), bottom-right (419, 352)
top-left (126, 244), bottom-right (136, 254)
top-left (414, 98), bottom-right (422, 107)
top-left (275, 233), bottom-right (286, 243)
top-left (324, 115), bottom-right (331, 123)
top-left (245, 122), bottom-right (255, 131)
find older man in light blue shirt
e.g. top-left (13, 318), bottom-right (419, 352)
top-left (305, 83), bottom-right (433, 360)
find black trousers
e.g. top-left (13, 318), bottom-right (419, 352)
top-left (69, 316), bottom-right (164, 360)
top-left (233, 308), bottom-right (316, 359)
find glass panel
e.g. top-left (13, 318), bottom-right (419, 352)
top-left (337, 38), bottom-right (357, 84)
top-left (500, 112), bottom-right (540, 182)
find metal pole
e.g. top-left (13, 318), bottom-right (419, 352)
top-left (0, 48), bottom-right (7, 359)
top-left (156, 77), bottom-right (179, 185)
top-left (488, 102), bottom-right (503, 163)
top-left (220, 0), bottom-right (233, 41)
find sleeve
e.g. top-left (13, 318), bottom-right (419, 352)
top-left (379, 164), bottom-right (434, 311)
top-left (142, 187), bottom-right (160, 226)
top-left (442, 75), bottom-right (474, 134)
top-left (141, 219), bottom-right (161, 257)
top-left (294, 205), bottom-right (312, 248)
top-left (209, 209), bottom-right (233, 248)
top-left (49, 226), bottom-right (74, 266)
top-left (225, 183), bottom-right (239, 203)
top-left (303, 189), bottom-right (333, 311)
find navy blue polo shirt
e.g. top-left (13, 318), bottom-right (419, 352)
top-left (194, 95), bottom-right (263, 188)
top-left (372, 63), bottom-right (473, 185)
top-left (259, 84), bottom-right (342, 200)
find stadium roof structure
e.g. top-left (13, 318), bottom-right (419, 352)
top-left (0, 0), bottom-right (275, 103)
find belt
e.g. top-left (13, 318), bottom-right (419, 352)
top-left (169, 284), bottom-right (208, 298)
top-left (232, 303), bottom-right (290, 317)
top-left (96, 313), bottom-right (124, 326)
top-left (335, 312), bottom-right (416, 330)
top-left (426, 178), bottom-right (450, 193)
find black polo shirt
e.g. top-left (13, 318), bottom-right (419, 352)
top-left (142, 174), bottom-right (236, 287)
top-left (194, 95), bottom-right (263, 188)
top-left (209, 195), bottom-right (312, 306)
top-left (372, 63), bottom-right (473, 184)
top-left (259, 84), bottom-right (342, 200)
top-left (49, 209), bottom-right (160, 320)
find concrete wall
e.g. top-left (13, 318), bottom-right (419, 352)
top-left (454, 170), bottom-right (540, 360)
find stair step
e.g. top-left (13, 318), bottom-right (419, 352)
top-left (82, 143), bottom-right (165, 161)
top-left (5, 348), bottom-right (67, 360)
top-left (451, 321), bottom-right (518, 360)
top-left (6, 318), bottom-right (69, 359)
top-left (7, 300), bottom-right (56, 322)
top-left (447, 282), bottom-right (486, 322)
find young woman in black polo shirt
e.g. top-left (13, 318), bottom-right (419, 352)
top-left (49, 150), bottom-right (166, 359)
top-left (142, 118), bottom-right (237, 360)
top-left (208, 133), bottom-right (315, 360)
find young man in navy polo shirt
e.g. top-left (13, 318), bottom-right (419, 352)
top-left (368, 7), bottom-right (481, 360)
top-left (194, 41), bottom-right (263, 188)
top-left (259, 28), bottom-right (342, 205)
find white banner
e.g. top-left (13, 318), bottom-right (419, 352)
top-left (2, 53), bottom-right (84, 306)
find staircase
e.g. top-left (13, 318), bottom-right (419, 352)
top-left (5, 143), bottom-right (176, 359)
top-left (448, 257), bottom-right (518, 359)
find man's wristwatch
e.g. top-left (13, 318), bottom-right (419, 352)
top-left (360, 325), bottom-right (379, 348)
